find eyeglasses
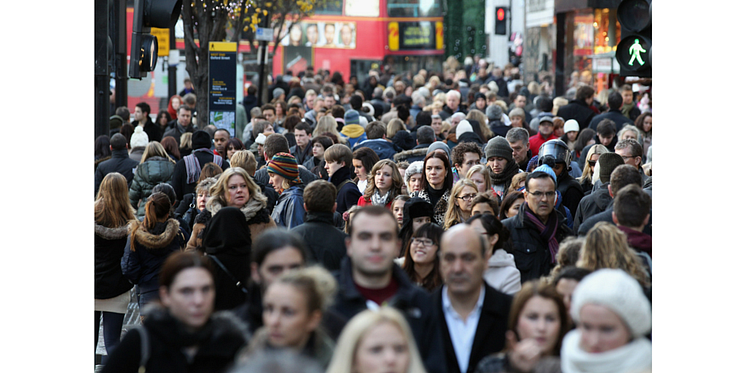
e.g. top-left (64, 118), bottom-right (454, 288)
top-left (527, 191), bottom-right (556, 200)
top-left (457, 194), bottom-right (477, 201)
top-left (412, 238), bottom-right (435, 246)
top-left (620, 155), bottom-right (639, 161)
top-left (588, 160), bottom-right (596, 167)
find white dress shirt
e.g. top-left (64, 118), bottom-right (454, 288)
top-left (442, 285), bottom-right (486, 373)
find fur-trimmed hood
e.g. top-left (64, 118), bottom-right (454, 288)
top-left (95, 223), bottom-right (129, 240)
top-left (205, 196), bottom-right (265, 222)
top-left (394, 147), bottom-right (429, 162)
top-left (132, 218), bottom-right (181, 249)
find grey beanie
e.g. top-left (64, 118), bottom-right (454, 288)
top-left (273, 88), bottom-right (285, 99)
top-left (427, 142), bottom-right (451, 162)
top-left (486, 104), bottom-right (503, 121)
top-left (484, 136), bottom-right (513, 160)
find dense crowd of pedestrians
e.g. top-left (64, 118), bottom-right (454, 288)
top-left (95, 59), bottom-right (652, 373)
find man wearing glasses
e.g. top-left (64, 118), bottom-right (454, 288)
top-left (615, 139), bottom-right (649, 184)
top-left (502, 167), bottom-right (572, 283)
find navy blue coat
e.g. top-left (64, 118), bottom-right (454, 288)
top-left (121, 219), bottom-right (188, 295)
top-left (354, 138), bottom-right (399, 160)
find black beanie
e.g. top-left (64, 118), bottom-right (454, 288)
top-left (192, 130), bottom-right (212, 150)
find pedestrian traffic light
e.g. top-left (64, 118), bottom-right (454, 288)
top-left (495, 7), bottom-right (507, 35)
top-left (129, 0), bottom-right (182, 79)
top-left (615, 0), bottom-right (651, 77)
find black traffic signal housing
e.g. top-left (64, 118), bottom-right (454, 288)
top-left (495, 7), bottom-right (507, 35)
top-left (129, 0), bottom-right (182, 79)
top-left (615, 0), bottom-right (651, 77)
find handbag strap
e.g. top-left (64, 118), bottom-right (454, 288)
top-left (208, 255), bottom-right (249, 295)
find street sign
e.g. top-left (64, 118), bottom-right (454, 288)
top-left (150, 27), bottom-right (170, 57)
top-left (255, 27), bottom-right (274, 41)
top-left (209, 42), bottom-right (237, 137)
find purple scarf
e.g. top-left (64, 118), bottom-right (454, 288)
top-left (524, 205), bottom-right (560, 263)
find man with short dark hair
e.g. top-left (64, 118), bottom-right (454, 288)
top-left (451, 142), bottom-right (483, 184)
top-left (133, 102), bottom-right (162, 142)
top-left (290, 180), bottom-right (349, 272)
top-left (290, 122), bottom-right (313, 165)
top-left (349, 94), bottom-right (373, 123)
top-left (353, 121), bottom-right (399, 160)
top-left (502, 170), bottom-right (573, 283)
top-left (434, 224), bottom-right (513, 373)
top-left (262, 104), bottom-right (277, 128)
top-left (573, 153), bottom-right (625, 230)
top-left (394, 125), bottom-right (435, 164)
top-left (212, 128), bottom-right (231, 160)
top-left (589, 91), bottom-right (634, 132)
top-left (577, 119), bottom-right (618, 166)
top-left (94, 133), bottom-right (140, 196)
top-left (528, 114), bottom-right (558, 156)
top-left (613, 184), bottom-right (652, 258)
top-left (576, 164), bottom-right (652, 236)
top-left (556, 84), bottom-right (597, 130)
top-left (163, 105), bottom-right (196, 145)
top-left (331, 206), bottom-right (447, 373)
top-left (506, 127), bottom-right (531, 171)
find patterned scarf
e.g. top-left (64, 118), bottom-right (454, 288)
top-left (523, 205), bottom-right (560, 263)
top-left (371, 189), bottom-right (393, 206)
top-left (184, 149), bottom-right (223, 184)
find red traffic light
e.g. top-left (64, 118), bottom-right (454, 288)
top-left (497, 8), bottom-right (505, 21)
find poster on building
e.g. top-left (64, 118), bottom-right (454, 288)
top-left (208, 42), bottom-right (236, 137)
top-left (281, 21), bottom-right (356, 49)
top-left (573, 14), bottom-right (594, 56)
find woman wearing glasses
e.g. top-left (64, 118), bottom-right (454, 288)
top-left (401, 223), bottom-right (444, 292)
top-left (443, 179), bottom-right (479, 230)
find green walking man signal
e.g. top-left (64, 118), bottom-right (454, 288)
top-left (628, 39), bottom-right (647, 67)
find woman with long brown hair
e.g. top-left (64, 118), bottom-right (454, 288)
top-left (95, 173), bottom-right (136, 358)
top-left (121, 192), bottom-right (188, 310)
top-left (415, 151), bottom-right (453, 226)
top-left (357, 159), bottom-right (404, 209)
top-left (401, 223), bottom-right (444, 292)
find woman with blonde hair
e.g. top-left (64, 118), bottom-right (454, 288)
top-left (577, 222), bottom-right (650, 288)
top-left (313, 115), bottom-right (346, 145)
top-left (466, 109), bottom-right (495, 141)
top-left (443, 179), bottom-right (479, 229)
top-left (205, 166), bottom-right (276, 236)
top-left (576, 144), bottom-right (608, 194)
top-left (358, 159), bottom-right (404, 209)
top-left (129, 141), bottom-right (176, 219)
top-left (95, 173), bottom-right (136, 358)
top-left (466, 164), bottom-right (497, 198)
top-left (326, 308), bottom-right (427, 373)
top-left (179, 132), bottom-right (193, 156)
top-left (244, 266), bottom-right (337, 369)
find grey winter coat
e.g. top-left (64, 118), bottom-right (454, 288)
top-left (129, 156), bottom-right (176, 218)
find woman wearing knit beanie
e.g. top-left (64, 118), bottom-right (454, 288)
top-left (267, 152), bottom-right (306, 229)
top-left (560, 269), bottom-right (651, 373)
top-left (484, 136), bottom-right (522, 201)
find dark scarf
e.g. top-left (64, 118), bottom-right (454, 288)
top-left (523, 204), bottom-right (560, 263)
top-left (426, 184), bottom-right (447, 206)
top-left (146, 306), bottom-right (213, 348)
top-left (490, 159), bottom-right (521, 187)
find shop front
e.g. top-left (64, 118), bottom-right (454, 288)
top-left (554, 0), bottom-right (621, 96)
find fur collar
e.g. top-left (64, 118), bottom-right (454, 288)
top-left (141, 302), bottom-right (251, 345)
top-left (206, 197), bottom-right (265, 222)
top-left (95, 223), bottom-right (129, 240)
top-left (132, 218), bottom-right (180, 249)
top-left (394, 147), bottom-right (428, 162)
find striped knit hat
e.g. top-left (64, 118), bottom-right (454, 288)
top-left (267, 152), bottom-right (302, 184)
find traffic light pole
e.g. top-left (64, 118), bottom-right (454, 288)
top-left (95, 0), bottom-right (110, 139)
top-left (257, 15), bottom-right (270, 106)
top-left (113, 0), bottom-right (128, 109)
top-left (169, 26), bottom-right (177, 98)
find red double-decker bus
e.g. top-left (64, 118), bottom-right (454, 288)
top-left (270, 0), bottom-right (445, 81)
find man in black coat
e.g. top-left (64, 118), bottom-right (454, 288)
top-left (588, 91), bottom-right (634, 132)
top-left (163, 105), bottom-right (196, 146)
top-left (503, 171), bottom-right (573, 283)
top-left (170, 130), bottom-right (230, 201)
top-left (576, 165), bottom-right (652, 236)
top-left (95, 133), bottom-right (140, 196)
top-left (290, 180), bottom-right (348, 272)
top-left (557, 85), bottom-right (597, 130)
top-left (330, 206), bottom-right (447, 373)
top-left (253, 134), bottom-right (318, 188)
top-left (434, 224), bottom-right (513, 373)
top-left (132, 102), bottom-right (162, 142)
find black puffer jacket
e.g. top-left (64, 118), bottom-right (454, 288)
top-left (95, 149), bottom-right (140, 196)
top-left (502, 203), bottom-right (573, 283)
top-left (100, 305), bottom-right (250, 373)
top-left (129, 156), bottom-right (176, 218)
top-left (556, 99), bottom-right (597, 130)
top-left (95, 222), bottom-right (135, 299)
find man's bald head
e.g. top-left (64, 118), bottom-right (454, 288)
top-left (441, 224), bottom-right (487, 258)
